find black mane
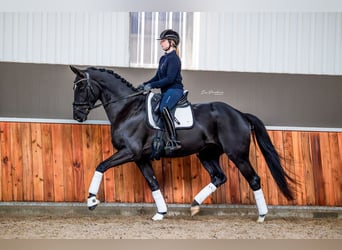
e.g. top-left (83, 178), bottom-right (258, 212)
top-left (88, 67), bottom-right (138, 91)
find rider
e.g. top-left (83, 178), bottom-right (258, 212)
top-left (139, 29), bottom-right (184, 152)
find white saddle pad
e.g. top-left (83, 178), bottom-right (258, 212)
top-left (147, 92), bottom-right (194, 130)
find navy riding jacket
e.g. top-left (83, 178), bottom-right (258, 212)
top-left (144, 50), bottom-right (184, 93)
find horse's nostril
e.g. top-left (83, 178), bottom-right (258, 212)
top-left (74, 116), bottom-right (82, 122)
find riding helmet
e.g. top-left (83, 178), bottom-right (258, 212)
top-left (158, 29), bottom-right (180, 46)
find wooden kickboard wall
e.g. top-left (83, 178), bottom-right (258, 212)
top-left (0, 122), bottom-right (341, 206)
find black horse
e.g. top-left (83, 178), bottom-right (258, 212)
top-left (71, 66), bottom-right (294, 222)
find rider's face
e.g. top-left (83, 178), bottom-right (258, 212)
top-left (160, 39), bottom-right (170, 51)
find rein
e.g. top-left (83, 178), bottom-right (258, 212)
top-left (95, 90), bottom-right (146, 109)
top-left (73, 73), bottom-right (146, 111)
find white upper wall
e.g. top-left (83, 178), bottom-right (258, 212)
top-left (0, 12), bottom-right (341, 75)
top-left (195, 12), bottom-right (342, 75)
top-left (0, 12), bottom-right (130, 67)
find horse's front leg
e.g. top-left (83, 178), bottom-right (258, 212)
top-left (87, 149), bottom-right (136, 210)
top-left (136, 159), bottom-right (167, 221)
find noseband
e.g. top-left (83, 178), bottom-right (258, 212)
top-left (73, 72), bottom-right (146, 113)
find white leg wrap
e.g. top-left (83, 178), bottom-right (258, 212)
top-left (88, 171), bottom-right (103, 195)
top-left (152, 189), bottom-right (167, 213)
top-left (254, 189), bottom-right (268, 215)
top-left (152, 213), bottom-right (164, 221)
top-left (194, 183), bottom-right (217, 205)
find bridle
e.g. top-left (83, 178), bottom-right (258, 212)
top-left (72, 72), bottom-right (146, 114)
top-left (72, 72), bottom-right (102, 115)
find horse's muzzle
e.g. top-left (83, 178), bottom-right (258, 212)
top-left (73, 111), bottom-right (88, 123)
top-left (74, 116), bottom-right (86, 122)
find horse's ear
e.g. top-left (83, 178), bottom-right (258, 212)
top-left (70, 65), bottom-right (84, 77)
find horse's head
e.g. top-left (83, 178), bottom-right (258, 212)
top-left (70, 66), bottom-right (100, 122)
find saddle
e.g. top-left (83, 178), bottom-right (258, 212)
top-left (146, 91), bottom-right (194, 130)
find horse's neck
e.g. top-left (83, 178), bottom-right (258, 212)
top-left (100, 87), bottom-right (144, 125)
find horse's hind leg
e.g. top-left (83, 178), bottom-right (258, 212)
top-left (229, 154), bottom-right (268, 222)
top-left (191, 150), bottom-right (227, 216)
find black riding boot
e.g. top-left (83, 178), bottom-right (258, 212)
top-left (162, 107), bottom-right (181, 152)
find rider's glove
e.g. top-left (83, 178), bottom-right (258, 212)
top-left (137, 84), bottom-right (144, 91)
top-left (143, 83), bottom-right (152, 91)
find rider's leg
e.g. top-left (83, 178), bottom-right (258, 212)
top-left (159, 89), bottom-right (183, 152)
top-left (162, 107), bottom-right (181, 152)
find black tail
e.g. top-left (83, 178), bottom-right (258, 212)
top-left (245, 113), bottom-right (295, 200)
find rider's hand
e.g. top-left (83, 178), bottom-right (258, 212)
top-left (137, 84), bottom-right (144, 91)
top-left (143, 83), bottom-right (152, 91)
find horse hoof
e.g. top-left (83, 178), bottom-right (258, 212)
top-left (88, 205), bottom-right (98, 211)
top-left (190, 205), bottom-right (200, 216)
top-left (152, 212), bottom-right (165, 221)
top-left (257, 214), bottom-right (266, 223)
top-left (87, 197), bottom-right (100, 211)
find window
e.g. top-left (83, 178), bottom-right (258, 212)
top-left (129, 12), bottom-right (197, 69)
